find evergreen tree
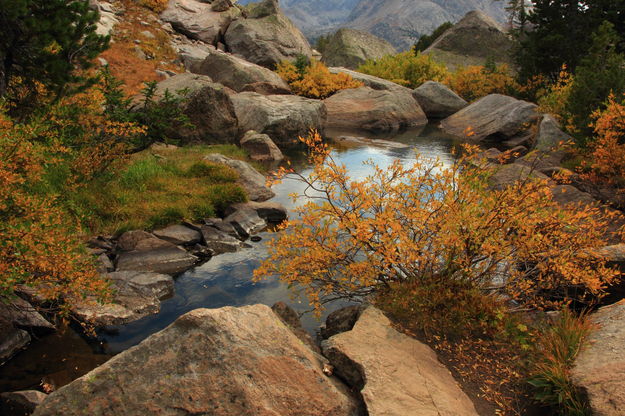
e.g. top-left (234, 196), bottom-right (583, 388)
top-left (0, 0), bottom-right (109, 101)
top-left (414, 22), bottom-right (453, 53)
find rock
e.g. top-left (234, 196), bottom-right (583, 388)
top-left (240, 130), bottom-right (284, 162)
top-left (151, 73), bottom-right (239, 144)
top-left (196, 50), bottom-right (291, 94)
top-left (224, 0), bottom-right (313, 68)
top-left (72, 271), bottom-right (174, 327)
top-left (153, 224), bottom-right (202, 246)
top-left (96, 253), bottom-right (115, 274)
top-left (204, 217), bottom-right (241, 238)
top-left (116, 246), bottom-right (198, 275)
top-left (321, 28), bottom-right (397, 69)
top-left (161, 0), bottom-right (240, 45)
top-left (204, 153), bottom-right (275, 201)
top-left (0, 390), bottom-right (47, 416)
top-left (87, 236), bottom-right (113, 251)
top-left (424, 10), bottom-right (515, 70)
top-left (515, 151), bottom-right (564, 172)
top-left (440, 94), bottom-right (539, 142)
top-left (33, 305), bottom-right (359, 416)
top-left (324, 87), bottom-right (427, 133)
top-left (549, 184), bottom-right (598, 208)
top-left (231, 92), bottom-right (326, 147)
top-left (210, 0), bottom-right (233, 12)
top-left (322, 307), bottom-right (479, 416)
top-left (94, 1), bottom-right (119, 36)
top-left (572, 301), bottom-right (625, 416)
top-left (412, 81), bottom-right (468, 118)
top-left (487, 162), bottom-right (550, 190)
top-left (200, 225), bottom-right (248, 254)
top-left (225, 201), bottom-right (288, 223)
top-left (175, 42), bottom-right (212, 73)
top-left (0, 297), bottom-right (55, 335)
top-left (0, 324), bottom-right (30, 364)
top-left (224, 206), bottom-right (267, 238)
top-left (271, 302), bottom-right (320, 354)
top-left (535, 114), bottom-right (572, 153)
top-left (116, 230), bottom-right (171, 252)
top-left (240, 81), bottom-right (293, 95)
top-left (328, 67), bottom-right (409, 92)
top-left (320, 305), bottom-right (365, 339)
top-left (334, 136), bottom-right (411, 150)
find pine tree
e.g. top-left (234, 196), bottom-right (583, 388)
top-left (0, 0), bottom-right (109, 101)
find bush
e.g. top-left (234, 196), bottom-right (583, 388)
top-left (276, 60), bottom-right (363, 99)
top-left (185, 162), bottom-right (239, 182)
top-left (535, 67), bottom-right (575, 126)
top-left (444, 64), bottom-right (520, 102)
top-left (357, 50), bottom-right (449, 88)
top-left (207, 183), bottom-right (247, 216)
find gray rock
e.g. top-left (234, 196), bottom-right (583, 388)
top-left (572, 302), bottom-right (625, 416)
top-left (116, 230), bottom-right (171, 252)
top-left (324, 87), bottom-right (427, 132)
top-left (94, 2), bottom-right (119, 36)
top-left (0, 390), bottom-right (47, 416)
top-left (333, 136), bottom-right (412, 150)
top-left (196, 50), bottom-right (291, 94)
top-left (535, 114), bottom-right (572, 153)
top-left (200, 225), bottom-right (247, 254)
top-left (320, 305), bottom-right (365, 340)
top-left (33, 305), bottom-right (360, 416)
top-left (116, 246), bottom-right (198, 275)
top-left (0, 297), bottom-right (55, 335)
top-left (240, 130), bottom-right (284, 162)
top-left (412, 81), bottom-right (468, 118)
top-left (73, 271), bottom-right (174, 326)
top-left (204, 153), bottom-right (275, 201)
top-left (0, 325), bottom-right (30, 364)
top-left (225, 201), bottom-right (288, 223)
top-left (224, 0), bottom-right (313, 68)
top-left (322, 306), bottom-right (479, 416)
top-left (230, 92), bottom-right (326, 147)
top-left (161, 0), bottom-right (240, 45)
top-left (96, 253), bottom-right (115, 273)
top-left (440, 94), bottom-right (539, 142)
top-left (175, 42), bottom-right (212, 73)
top-left (321, 28), bottom-right (396, 69)
top-left (328, 67), bottom-right (408, 92)
top-left (210, 0), bottom-right (233, 12)
top-left (224, 206), bottom-right (267, 238)
top-left (487, 162), bottom-right (550, 190)
top-left (549, 184), bottom-right (598, 208)
top-left (153, 224), bottom-right (202, 246)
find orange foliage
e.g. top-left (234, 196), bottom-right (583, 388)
top-left (137, 0), bottom-right (169, 12)
top-left (535, 66), bottom-right (575, 128)
top-left (276, 61), bottom-right (363, 99)
top-left (444, 65), bottom-right (519, 102)
top-left (255, 131), bottom-right (616, 313)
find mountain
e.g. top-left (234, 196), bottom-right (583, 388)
top-left (238, 0), bottom-right (508, 51)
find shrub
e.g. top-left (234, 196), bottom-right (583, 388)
top-left (137, 0), bottom-right (169, 12)
top-left (207, 183), bottom-right (247, 216)
top-left (276, 60), bottom-right (363, 99)
top-left (185, 162), bottom-right (239, 182)
top-left (357, 50), bottom-right (449, 88)
top-left (444, 64), bottom-right (520, 102)
top-left (535, 66), bottom-right (575, 126)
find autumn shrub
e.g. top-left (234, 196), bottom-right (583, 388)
top-left (535, 67), bottom-right (575, 127)
top-left (254, 132), bottom-right (616, 314)
top-left (276, 60), bottom-right (363, 99)
top-left (444, 64), bottom-right (520, 102)
top-left (528, 310), bottom-right (592, 415)
top-left (357, 50), bottom-right (449, 88)
top-left (137, 0), bottom-right (169, 12)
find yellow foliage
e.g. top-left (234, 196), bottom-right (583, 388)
top-left (536, 66), bottom-right (575, 127)
top-left (255, 131), bottom-right (616, 314)
top-left (137, 0), bottom-right (169, 12)
top-left (276, 60), bottom-right (363, 99)
top-left (444, 65), bottom-right (520, 102)
top-left (357, 50), bottom-right (449, 88)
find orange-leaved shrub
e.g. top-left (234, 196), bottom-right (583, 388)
top-left (254, 131), bottom-right (616, 314)
top-left (276, 60), bottom-right (363, 99)
top-left (535, 66), bottom-right (575, 128)
top-left (444, 64), bottom-right (519, 102)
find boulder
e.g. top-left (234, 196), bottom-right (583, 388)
top-left (271, 302), bottom-right (319, 353)
top-left (200, 225), bottom-right (248, 254)
top-left (0, 324), bottom-right (30, 364)
top-left (324, 87), bottom-right (427, 132)
top-left (93, 1), bottom-right (119, 36)
top-left (240, 130), bottom-right (284, 162)
top-left (223, 206), bottom-right (267, 238)
top-left (549, 184), bottom-right (598, 208)
top-left (440, 94), bottom-right (539, 142)
top-left (412, 81), bottom-right (468, 118)
top-left (321, 28), bottom-right (397, 69)
top-left (328, 67), bottom-right (408, 92)
top-left (204, 153), bottom-right (275, 201)
top-left (116, 230), bottom-right (171, 252)
top-left (0, 297), bottom-right (55, 335)
top-left (535, 114), bottom-right (572, 153)
top-left (320, 305), bottom-right (366, 340)
top-left (211, 0), bottom-right (233, 12)
top-left (175, 42), bottom-right (213, 73)
top-left (225, 201), bottom-right (288, 223)
top-left (116, 245), bottom-right (198, 275)
top-left (487, 162), bottom-right (550, 191)
top-left (322, 307), bottom-right (479, 416)
top-left (152, 224), bottom-right (202, 246)
top-left (334, 136), bottom-right (412, 150)
top-left (96, 253), bottom-right (115, 273)
top-left (33, 305), bottom-right (360, 416)
top-left (72, 271), bottom-right (174, 327)
top-left (0, 390), bottom-right (47, 416)
top-left (152, 74), bottom-right (239, 144)
top-left (196, 50), bottom-right (291, 94)
top-left (224, 0), bottom-right (313, 68)
top-left (230, 92), bottom-right (326, 147)
top-left (572, 301), bottom-right (625, 416)
top-left (240, 81), bottom-right (293, 95)
top-left (161, 0), bottom-right (240, 45)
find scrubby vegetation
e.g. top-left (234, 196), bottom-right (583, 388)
top-left (276, 58), bottom-right (363, 99)
top-left (414, 21), bottom-right (452, 52)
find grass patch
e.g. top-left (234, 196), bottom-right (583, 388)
top-left (73, 144), bottom-right (248, 234)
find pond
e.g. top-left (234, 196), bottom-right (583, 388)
top-left (0, 123), bottom-right (460, 393)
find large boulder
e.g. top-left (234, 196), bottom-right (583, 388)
top-left (322, 307), bottom-right (479, 416)
top-left (328, 67), bottom-right (408, 92)
top-left (440, 94), bottom-right (539, 142)
top-left (487, 162), bottom-right (549, 190)
top-left (161, 0), bottom-right (240, 45)
top-left (572, 301), bottom-right (625, 416)
top-left (33, 305), bottom-right (360, 416)
top-left (412, 81), bottom-right (468, 118)
top-left (324, 86), bottom-right (427, 132)
top-left (225, 201), bottom-right (288, 223)
top-left (223, 206), bottom-right (267, 239)
top-left (240, 130), bottom-right (284, 162)
top-left (224, 0), bottom-right (313, 68)
top-left (152, 224), bottom-right (202, 246)
top-left (152, 73), bottom-right (239, 144)
top-left (535, 114), bottom-right (572, 153)
top-left (424, 10), bottom-right (514, 70)
top-left (230, 92), bottom-right (326, 147)
top-left (0, 390), bottom-right (47, 416)
top-left (204, 153), bottom-right (275, 201)
top-left (322, 28), bottom-right (397, 69)
top-left (0, 324), bottom-right (30, 364)
top-left (199, 225), bottom-right (248, 254)
top-left (196, 50), bottom-right (291, 94)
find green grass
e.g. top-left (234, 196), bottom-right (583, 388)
top-left (72, 144), bottom-right (248, 235)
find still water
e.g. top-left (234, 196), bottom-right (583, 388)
top-left (0, 124), bottom-right (459, 393)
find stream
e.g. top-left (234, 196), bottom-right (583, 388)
top-left (0, 124), bottom-right (459, 393)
